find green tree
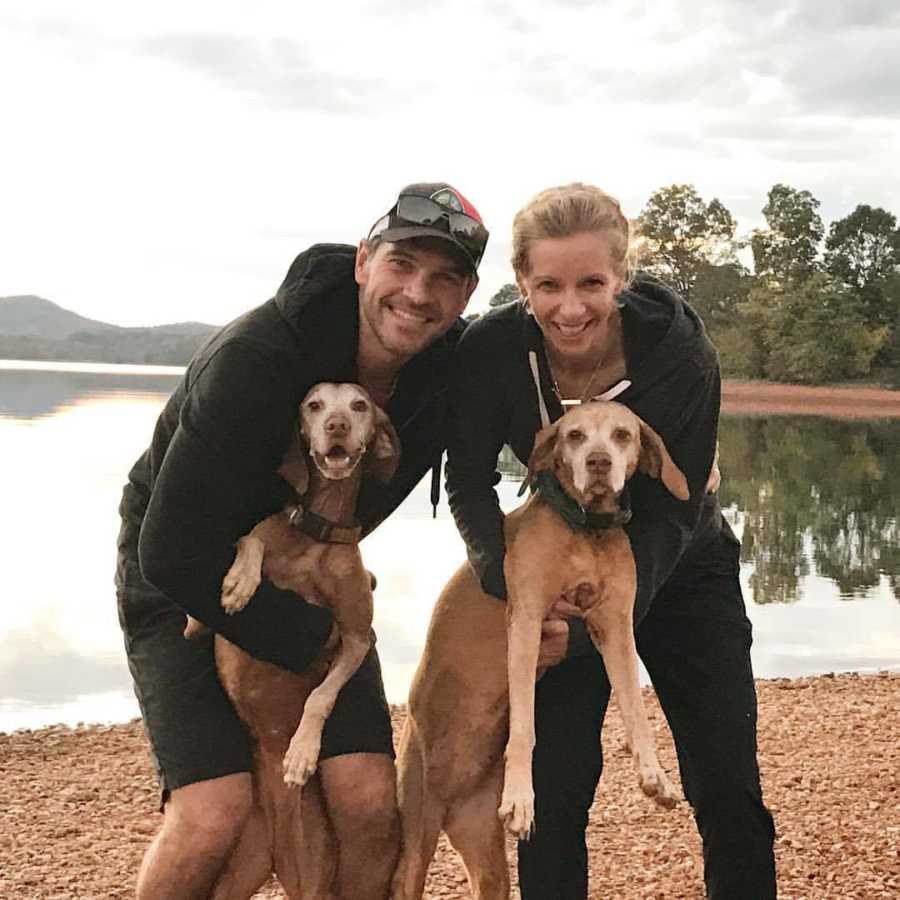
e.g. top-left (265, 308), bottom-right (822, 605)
top-left (637, 184), bottom-right (737, 300)
top-left (825, 205), bottom-right (900, 292)
top-left (825, 205), bottom-right (900, 381)
top-left (758, 275), bottom-right (886, 383)
top-left (489, 283), bottom-right (520, 307)
top-left (690, 261), bottom-right (752, 335)
top-left (750, 184), bottom-right (824, 285)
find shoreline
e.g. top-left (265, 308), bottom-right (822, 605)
top-left (4, 357), bottom-right (900, 417)
top-left (722, 379), bottom-right (900, 418)
top-left (2, 671), bottom-right (897, 899)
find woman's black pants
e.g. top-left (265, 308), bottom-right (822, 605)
top-left (517, 532), bottom-right (777, 899)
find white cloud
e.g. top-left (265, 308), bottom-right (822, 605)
top-left (1, 0), bottom-right (898, 324)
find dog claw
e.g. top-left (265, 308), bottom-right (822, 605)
top-left (498, 792), bottom-right (535, 841)
top-left (220, 573), bottom-right (259, 614)
top-left (283, 735), bottom-right (321, 788)
top-left (638, 767), bottom-right (680, 809)
top-left (283, 751), bottom-right (317, 787)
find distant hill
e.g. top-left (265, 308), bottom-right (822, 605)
top-left (0, 295), bottom-right (218, 365)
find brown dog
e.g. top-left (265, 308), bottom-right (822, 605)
top-left (199, 382), bottom-right (399, 900)
top-left (391, 401), bottom-right (688, 900)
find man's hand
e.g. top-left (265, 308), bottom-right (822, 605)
top-left (537, 598), bottom-right (582, 670)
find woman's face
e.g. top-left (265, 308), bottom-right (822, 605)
top-left (517, 231), bottom-right (625, 366)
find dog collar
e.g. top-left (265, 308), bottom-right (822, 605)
top-left (287, 494), bottom-right (362, 545)
top-left (533, 470), bottom-right (632, 533)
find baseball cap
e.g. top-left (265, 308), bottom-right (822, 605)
top-left (367, 182), bottom-right (489, 273)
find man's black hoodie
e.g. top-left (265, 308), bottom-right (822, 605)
top-left (445, 275), bottom-right (724, 625)
top-left (118, 244), bottom-right (463, 674)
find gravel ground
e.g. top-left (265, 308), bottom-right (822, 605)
top-left (1, 672), bottom-right (897, 899)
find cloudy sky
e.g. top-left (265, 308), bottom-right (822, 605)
top-left (2, 0), bottom-right (898, 326)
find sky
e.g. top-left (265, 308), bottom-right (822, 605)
top-left (2, 0), bottom-right (899, 327)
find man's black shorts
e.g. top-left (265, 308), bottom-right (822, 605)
top-left (116, 555), bottom-right (394, 807)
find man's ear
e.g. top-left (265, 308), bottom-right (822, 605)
top-left (363, 408), bottom-right (401, 484)
top-left (355, 239), bottom-right (374, 286)
top-left (526, 421), bottom-right (559, 486)
top-left (277, 423), bottom-right (310, 494)
top-left (637, 418), bottom-right (689, 500)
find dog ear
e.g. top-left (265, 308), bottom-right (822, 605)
top-left (364, 407), bottom-right (401, 484)
top-left (277, 424), bottom-right (310, 494)
top-left (526, 421), bottom-right (560, 486)
top-left (637, 418), bottom-right (690, 500)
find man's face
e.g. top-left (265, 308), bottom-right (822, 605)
top-left (355, 239), bottom-right (477, 363)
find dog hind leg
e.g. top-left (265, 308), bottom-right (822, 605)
top-left (444, 766), bottom-right (510, 900)
top-left (391, 721), bottom-right (445, 900)
top-left (209, 800), bottom-right (272, 900)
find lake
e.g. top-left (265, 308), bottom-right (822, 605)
top-left (1, 360), bottom-right (898, 733)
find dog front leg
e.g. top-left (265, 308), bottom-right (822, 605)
top-left (498, 601), bottom-right (543, 840)
top-left (283, 628), bottom-right (371, 788)
top-left (584, 597), bottom-right (679, 809)
top-left (221, 533), bottom-right (265, 614)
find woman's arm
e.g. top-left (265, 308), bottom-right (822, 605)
top-left (627, 366), bottom-right (721, 622)
top-left (445, 321), bottom-right (512, 599)
top-left (138, 341), bottom-right (334, 674)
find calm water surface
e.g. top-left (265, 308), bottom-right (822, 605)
top-left (1, 360), bottom-right (898, 733)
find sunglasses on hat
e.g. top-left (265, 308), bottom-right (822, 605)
top-left (368, 189), bottom-right (489, 271)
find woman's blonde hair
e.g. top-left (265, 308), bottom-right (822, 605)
top-left (511, 183), bottom-right (639, 284)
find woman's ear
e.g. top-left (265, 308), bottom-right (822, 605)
top-left (637, 418), bottom-right (689, 501)
top-left (363, 407), bottom-right (401, 484)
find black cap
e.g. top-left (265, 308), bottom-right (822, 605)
top-left (368, 182), bottom-right (488, 273)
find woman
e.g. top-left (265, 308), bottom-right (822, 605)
top-left (446, 184), bottom-right (776, 899)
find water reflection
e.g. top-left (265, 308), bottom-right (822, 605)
top-left (0, 362), bottom-right (181, 420)
top-left (719, 416), bottom-right (900, 604)
top-left (0, 362), bottom-right (898, 732)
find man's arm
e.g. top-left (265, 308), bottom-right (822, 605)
top-left (138, 341), bottom-right (334, 674)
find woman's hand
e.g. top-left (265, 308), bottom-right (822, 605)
top-left (537, 598), bottom-right (583, 669)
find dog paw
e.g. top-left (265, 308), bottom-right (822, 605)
top-left (220, 569), bottom-right (259, 614)
top-left (498, 788), bottom-right (535, 841)
top-left (283, 737), bottom-right (320, 788)
top-left (638, 766), bottom-right (680, 810)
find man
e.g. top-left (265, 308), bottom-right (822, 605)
top-left (115, 183), bottom-right (488, 899)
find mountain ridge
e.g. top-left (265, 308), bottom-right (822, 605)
top-left (0, 295), bottom-right (219, 365)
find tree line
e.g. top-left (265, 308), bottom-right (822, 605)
top-left (486, 184), bottom-right (900, 386)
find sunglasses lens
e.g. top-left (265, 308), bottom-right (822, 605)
top-left (396, 196), bottom-right (444, 227)
top-left (394, 196), bottom-right (487, 264)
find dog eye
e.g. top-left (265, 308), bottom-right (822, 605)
top-left (307, 400), bottom-right (322, 412)
top-left (350, 400), bottom-right (369, 413)
top-left (613, 428), bottom-right (631, 442)
top-left (566, 429), bottom-right (585, 443)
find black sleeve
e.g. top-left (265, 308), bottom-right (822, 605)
top-left (138, 341), bottom-right (334, 674)
top-left (627, 366), bottom-right (721, 622)
top-left (445, 324), bottom-right (511, 599)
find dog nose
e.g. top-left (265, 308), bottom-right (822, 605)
top-left (586, 452), bottom-right (611, 473)
top-left (325, 416), bottom-right (350, 436)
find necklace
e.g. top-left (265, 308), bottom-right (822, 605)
top-left (547, 352), bottom-right (608, 407)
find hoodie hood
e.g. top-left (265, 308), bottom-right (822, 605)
top-left (275, 244), bottom-right (359, 368)
top-left (619, 274), bottom-right (717, 393)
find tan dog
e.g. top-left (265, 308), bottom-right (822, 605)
top-left (199, 382), bottom-right (399, 900)
top-left (392, 401), bottom-right (688, 900)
